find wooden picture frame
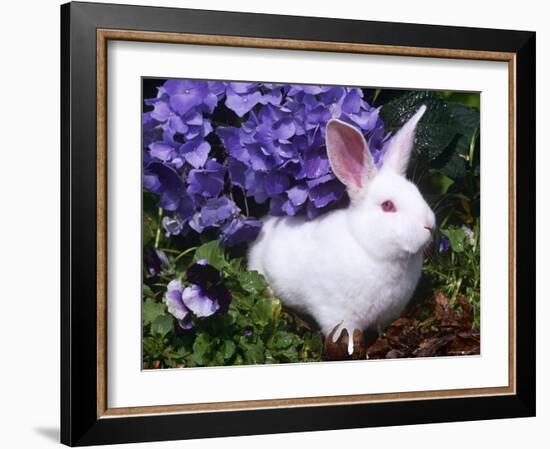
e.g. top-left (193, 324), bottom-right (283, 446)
top-left (61, 1), bottom-right (535, 446)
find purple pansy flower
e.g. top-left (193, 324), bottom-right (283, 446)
top-left (165, 279), bottom-right (194, 329)
top-left (184, 262), bottom-right (233, 316)
top-left (439, 236), bottom-right (451, 253)
top-left (186, 261), bottom-right (222, 286)
top-left (165, 261), bottom-right (233, 326)
top-left (144, 248), bottom-right (170, 277)
top-left (181, 284), bottom-right (220, 318)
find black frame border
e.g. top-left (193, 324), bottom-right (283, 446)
top-left (61, 2), bottom-right (536, 446)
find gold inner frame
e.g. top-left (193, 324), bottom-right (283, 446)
top-left (96, 29), bottom-right (517, 419)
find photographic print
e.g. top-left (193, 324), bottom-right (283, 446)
top-left (62, 4), bottom-right (535, 444)
top-left (142, 78), bottom-right (481, 369)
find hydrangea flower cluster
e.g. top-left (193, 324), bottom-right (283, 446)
top-left (165, 259), bottom-right (232, 330)
top-left (143, 79), bottom-right (387, 245)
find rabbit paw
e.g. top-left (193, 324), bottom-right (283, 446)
top-left (324, 323), bottom-right (367, 360)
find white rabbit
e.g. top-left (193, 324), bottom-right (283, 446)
top-left (248, 105), bottom-right (435, 355)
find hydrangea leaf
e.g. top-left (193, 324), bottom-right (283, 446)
top-left (381, 90), bottom-right (456, 161)
top-left (440, 152), bottom-right (467, 179)
top-left (447, 102), bottom-right (480, 135)
top-left (382, 91), bottom-right (480, 179)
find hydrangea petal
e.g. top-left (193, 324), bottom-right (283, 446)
top-left (180, 140), bottom-right (210, 168)
top-left (150, 100), bottom-right (173, 122)
top-left (187, 160), bottom-right (226, 198)
top-left (149, 142), bottom-right (175, 162)
top-left (265, 172), bottom-right (290, 196)
top-left (221, 217), bottom-right (262, 246)
top-left (199, 196), bottom-right (240, 228)
top-left (225, 88), bottom-right (263, 117)
top-left (227, 158), bottom-right (247, 188)
top-left (287, 184), bottom-right (308, 206)
top-left (307, 175), bottom-right (346, 208)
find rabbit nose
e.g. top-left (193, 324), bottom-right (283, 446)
top-left (424, 225), bottom-right (433, 233)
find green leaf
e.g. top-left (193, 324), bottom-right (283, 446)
top-left (240, 340), bottom-right (265, 365)
top-left (143, 335), bottom-right (164, 359)
top-left (447, 102), bottom-right (480, 133)
top-left (237, 271), bottom-right (268, 295)
top-left (142, 284), bottom-right (155, 299)
top-left (381, 91), bottom-right (456, 161)
top-left (381, 91), bottom-right (480, 180)
top-left (228, 257), bottom-right (244, 274)
top-left (415, 123), bottom-right (458, 161)
top-left (151, 315), bottom-right (173, 337)
top-left (143, 192), bottom-right (160, 246)
top-left (143, 297), bottom-right (166, 325)
top-left (441, 227), bottom-right (467, 253)
top-left (440, 151), bottom-right (467, 179)
top-left (229, 290), bottom-right (254, 311)
top-left (252, 298), bottom-right (274, 326)
top-left (269, 331), bottom-right (296, 350)
top-left (302, 332), bottom-right (323, 357)
top-left (429, 171), bottom-right (455, 195)
top-left (221, 340), bottom-right (236, 360)
top-left (190, 333), bottom-right (213, 366)
top-left (193, 240), bottom-right (226, 270)
top-left (278, 347), bottom-right (299, 363)
top-left (443, 92), bottom-right (480, 109)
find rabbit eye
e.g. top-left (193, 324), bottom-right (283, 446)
top-left (381, 200), bottom-right (396, 213)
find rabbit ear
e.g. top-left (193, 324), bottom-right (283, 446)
top-left (383, 105), bottom-right (426, 176)
top-left (326, 119), bottom-right (376, 200)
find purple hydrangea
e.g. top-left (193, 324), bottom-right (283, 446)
top-left (221, 217), bottom-right (263, 246)
top-left (143, 79), bottom-right (388, 244)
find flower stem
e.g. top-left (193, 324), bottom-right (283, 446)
top-left (242, 188), bottom-right (250, 216)
top-left (159, 248), bottom-right (180, 255)
top-left (173, 246), bottom-right (199, 264)
top-left (469, 127), bottom-right (478, 169)
top-left (154, 208), bottom-right (163, 249)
